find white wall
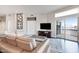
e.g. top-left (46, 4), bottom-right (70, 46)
top-left (2, 6), bottom-right (56, 37)
top-left (5, 12), bottom-right (40, 36)
top-left (5, 13), bottom-right (16, 35)
top-left (5, 12), bottom-right (56, 37)
top-left (36, 14), bottom-right (48, 31)
top-left (46, 12), bottom-right (56, 37)
top-left (0, 16), bottom-right (6, 33)
top-left (36, 13), bottom-right (56, 37)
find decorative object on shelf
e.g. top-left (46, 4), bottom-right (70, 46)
top-left (16, 13), bottom-right (23, 29)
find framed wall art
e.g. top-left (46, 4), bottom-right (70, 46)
top-left (16, 13), bottom-right (23, 30)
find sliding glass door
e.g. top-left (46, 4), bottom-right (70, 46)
top-left (56, 16), bottom-right (78, 42)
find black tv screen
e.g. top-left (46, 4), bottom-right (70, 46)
top-left (40, 23), bottom-right (51, 30)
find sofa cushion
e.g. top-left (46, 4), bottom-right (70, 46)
top-left (7, 39), bottom-right (17, 46)
top-left (0, 41), bottom-right (23, 53)
top-left (6, 35), bottom-right (17, 46)
top-left (16, 36), bottom-right (32, 42)
top-left (17, 36), bottom-right (37, 48)
top-left (16, 39), bottom-right (34, 51)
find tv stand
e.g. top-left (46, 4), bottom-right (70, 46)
top-left (38, 31), bottom-right (51, 38)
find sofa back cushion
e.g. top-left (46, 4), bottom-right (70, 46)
top-left (1, 37), bottom-right (7, 42)
top-left (16, 37), bottom-right (34, 51)
top-left (6, 35), bottom-right (16, 40)
top-left (17, 36), bottom-right (37, 48)
top-left (6, 35), bottom-right (17, 46)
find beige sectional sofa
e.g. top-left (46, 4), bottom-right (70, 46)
top-left (0, 35), bottom-right (36, 53)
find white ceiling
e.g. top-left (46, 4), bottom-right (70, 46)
top-left (0, 5), bottom-right (68, 15)
top-left (23, 5), bottom-right (69, 14)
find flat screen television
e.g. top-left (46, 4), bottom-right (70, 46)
top-left (40, 23), bottom-right (51, 30)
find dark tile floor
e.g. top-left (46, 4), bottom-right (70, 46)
top-left (50, 38), bottom-right (79, 53)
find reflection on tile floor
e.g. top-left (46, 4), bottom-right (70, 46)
top-left (50, 38), bottom-right (79, 53)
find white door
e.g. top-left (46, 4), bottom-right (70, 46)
top-left (27, 21), bottom-right (36, 35)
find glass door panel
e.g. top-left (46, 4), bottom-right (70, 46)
top-left (56, 16), bottom-right (78, 42)
top-left (65, 16), bottom-right (77, 41)
top-left (56, 19), bottom-right (65, 39)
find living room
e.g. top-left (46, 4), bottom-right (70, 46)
top-left (0, 5), bottom-right (58, 53)
top-left (0, 5), bottom-right (79, 53)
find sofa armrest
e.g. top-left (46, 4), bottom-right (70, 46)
top-left (16, 38), bottom-right (34, 51)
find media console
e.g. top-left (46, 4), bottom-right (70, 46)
top-left (38, 31), bottom-right (51, 38)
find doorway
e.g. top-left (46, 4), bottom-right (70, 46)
top-left (26, 20), bottom-right (36, 35)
